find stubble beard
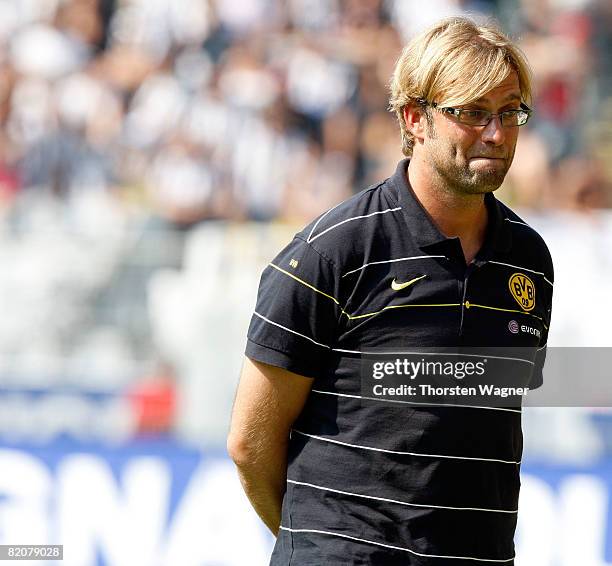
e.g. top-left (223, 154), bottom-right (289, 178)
top-left (424, 121), bottom-right (514, 197)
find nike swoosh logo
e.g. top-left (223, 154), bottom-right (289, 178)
top-left (391, 274), bottom-right (427, 291)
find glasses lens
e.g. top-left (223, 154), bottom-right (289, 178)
top-left (459, 110), bottom-right (490, 126)
top-left (501, 110), bottom-right (530, 127)
top-left (501, 111), bottom-right (519, 127)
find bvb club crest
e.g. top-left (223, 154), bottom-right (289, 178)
top-left (508, 273), bottom-right (535, 311)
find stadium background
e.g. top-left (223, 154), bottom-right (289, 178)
top-left (0, 0), bottom-right (610, 564)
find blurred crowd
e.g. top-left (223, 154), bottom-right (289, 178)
top-left (0, 0), bottom-right (610, 450)
top-left (0, 0), bottom-right (610, 231)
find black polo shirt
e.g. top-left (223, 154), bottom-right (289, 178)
top-left (246, 159), bottom-right (554, 565)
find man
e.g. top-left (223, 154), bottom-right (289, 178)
top-left (228, 16), bottom-right (554, 565)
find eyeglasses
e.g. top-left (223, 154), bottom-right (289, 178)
top-left (417, 99), bottom-right (533, 127)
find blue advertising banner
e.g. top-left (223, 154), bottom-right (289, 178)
top-left (0, 440), bottom-right (609, 566)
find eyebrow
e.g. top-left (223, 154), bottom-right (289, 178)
top-left (473, 93), bottom-right (522, 105)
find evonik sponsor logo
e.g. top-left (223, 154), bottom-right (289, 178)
top-left (508, 319), bottom-right (541, 338)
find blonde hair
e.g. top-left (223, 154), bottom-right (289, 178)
top-left (389, 17), bottom-right (533, 156)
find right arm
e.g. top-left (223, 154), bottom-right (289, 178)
top-left (227, 357), bottom-right (314, 535)
top-left (232, 235), bottom-right (341, 533)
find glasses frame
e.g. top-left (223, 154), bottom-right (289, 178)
top-left (416, 99), bottom-right (533, 127)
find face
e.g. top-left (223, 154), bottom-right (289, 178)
top-left (421, 72), bottom-right (522, 195)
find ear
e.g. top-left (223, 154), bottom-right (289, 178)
top-left (403, 103), bottom-right (428, 144)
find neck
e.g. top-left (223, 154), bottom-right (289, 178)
top-left (407, 155), bottom-right (489, 243)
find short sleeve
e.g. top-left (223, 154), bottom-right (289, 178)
top-left (245, 236), bottom-right (342, 379)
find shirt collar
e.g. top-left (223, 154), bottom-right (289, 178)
top-left (388, 158), bottom-right (512, 255)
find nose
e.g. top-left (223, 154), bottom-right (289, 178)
top-left (480, 115), bottom-right (506, 146)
